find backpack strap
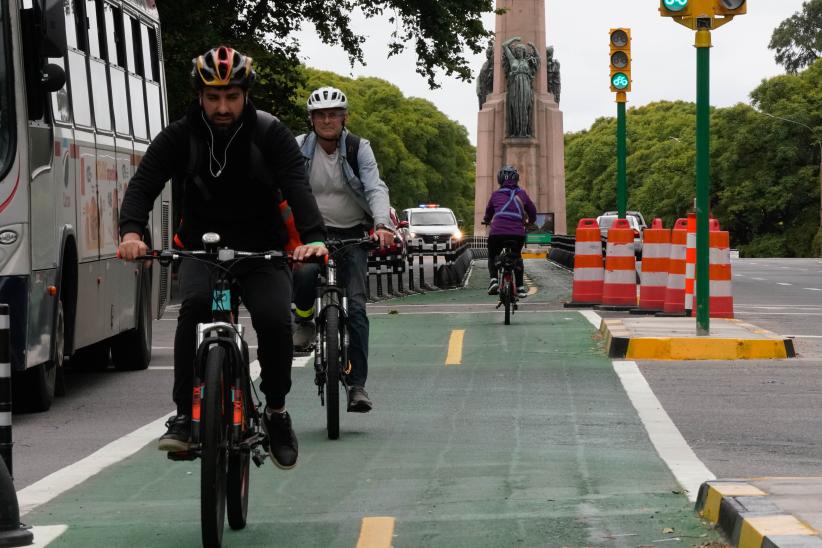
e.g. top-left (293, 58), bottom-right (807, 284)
top-left (493, 188), bottom-right (525, 222)
top-left (345, 132), bottom-right (361, 178)
top-left (185, 131), bottom-right (212, 201)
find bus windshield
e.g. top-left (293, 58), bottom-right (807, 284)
top-left (0, 3), bottom-right (13, 177)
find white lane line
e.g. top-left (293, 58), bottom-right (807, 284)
top-left (147, 366), bottom-right (174, 370)
top-left (29, 525), bottom-right (69, 546)
top-left (804, 288), bottom-right (822, 291)
top-left (17, 356), bottom-right (315, 515)
top-left (579, 310), bottom-right (602, 329)
top-left (612, 360), bottom-right (714, 502)
top-left (152, 345), bottom-right (258, 350)
top-left (751, 277), bottom-right (766, 281)
top-left (777, 283), bottom-right (792, 286)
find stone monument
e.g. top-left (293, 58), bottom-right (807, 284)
top-left (474, 0), bottom-right (566, 235)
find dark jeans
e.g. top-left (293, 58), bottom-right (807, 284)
top-left (293, 226), bottom-right (370, 387)
top-left (487, 235), bottom-right (526, 288)
top-left (174, 258), bottom-right (293, 415)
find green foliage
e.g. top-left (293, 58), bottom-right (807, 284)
top-left (768, 0), bottom-right (822, 74)
top-left (158, 0), bottom-right (497, 123)
top-left (565, 58), bottom-right (822, 258)
top-left (300, 69), bottom-right (476, 231)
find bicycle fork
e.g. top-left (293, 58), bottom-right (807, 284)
top-left (314, 295), bottom-right (349, 405)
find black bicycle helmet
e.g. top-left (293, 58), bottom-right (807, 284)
top-left (191, 46), bottom-right (255, 90)
top-left (497, 165), bottom-right (519, 185)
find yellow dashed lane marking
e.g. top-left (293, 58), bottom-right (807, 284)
top-left (445, 329), bottom-right (465, 365)
top-left (356, 516), bottom-right (395, 548)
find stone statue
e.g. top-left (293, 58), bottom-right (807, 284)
top-left (476, 41), bottom-right (494, 109)
top-left (501, 36), bottom-right (539, 137)
top-left (546, 46), bottom-right (561, 105)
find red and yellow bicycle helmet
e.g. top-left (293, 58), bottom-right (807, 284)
top-left (192, 46), bottom-right (255, 89)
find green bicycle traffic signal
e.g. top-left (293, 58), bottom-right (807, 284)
top-left (611, 72), bottom-right (630, 91)
top-left (661, 0), bottom-right (689, 12)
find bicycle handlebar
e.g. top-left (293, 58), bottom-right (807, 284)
top-left (136, 248), bottom-right (287, 268)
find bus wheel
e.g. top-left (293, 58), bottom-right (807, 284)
top-left (112, 269), bottom-right (152, 371)
top-left (17, 301), bottom-right (62, 412)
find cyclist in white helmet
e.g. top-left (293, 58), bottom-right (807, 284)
top-left (292, 86), bottom-right (395, 413)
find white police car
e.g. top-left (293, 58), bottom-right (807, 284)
top-left (402, 205), bottom-right (462, 245)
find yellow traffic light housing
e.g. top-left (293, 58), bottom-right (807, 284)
top-left (609, 28), bottom-right (631, 94)
top-left (714, 0), bottom-right (746, 16)
top-left (660, 0), bottom-right (745, 29)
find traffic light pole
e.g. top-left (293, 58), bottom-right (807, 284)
top-left (695, 29), bottom-right (711, 335)
top-left (616, 94), bottom-right (627, 218)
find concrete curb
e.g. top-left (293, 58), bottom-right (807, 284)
top-left (695, 479), bottom-right (822, 547)
top-left (600, 319), bottom-right (797, 360)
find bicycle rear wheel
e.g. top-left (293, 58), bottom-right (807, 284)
top-left (501, 274), bottom-right (512, 325)
top-left (323, 309), bottom-right (341, 440)
top-left (226, 363), bottom-right (251, 531)
top-left (201, 345), bottom-right (228, 548)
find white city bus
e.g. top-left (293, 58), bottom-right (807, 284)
top-left (0, 0), bottom-right (171, 411)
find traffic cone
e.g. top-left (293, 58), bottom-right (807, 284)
top-left (564, 218), bottom-right (604, 308)
top-left (632, 219), bottom-right (670, 314)
top-left (657, 218), bottom-right (688, 316)
top-left (692, 226), bottom-right (734, 318)
top-left (598, 218), bottom-right (636, 310)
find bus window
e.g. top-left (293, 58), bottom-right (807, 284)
top-left (146, 81), bottom-right (161, 138)
top-left (139, 24), bottom-right (153, 81)
top-left (67, 51), bottom-right (91, 127)
top-left (146, 26), bottom-right (160, 84)
top-left (85, 0), bottom-right (101, 59)
top-left (0, 2), bottom-right (14, 178)
top-left (64, 0), bottom-right (79, 50)
top-left (102, 2), bottom-right (119, 66)
top-left (121, 12), bottom-right (136, 73)
top-left (110, 67), bottom-right (129, 134)
top-left (89, 60), bottom-right (111, 131)
top-left (49, 58), bottom-right (72, 124)
top-left (129, 73), bottom-right (147, 139)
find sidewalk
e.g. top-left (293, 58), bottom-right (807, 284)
top-left (696, 478), bottom-right (822, 547)
top-left (599, 317), bottom-right (796, 360)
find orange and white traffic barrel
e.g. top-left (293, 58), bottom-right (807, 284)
top-left (692, 227), bottom-right (734, 318)
top-left (564, 218), bottom-right (604, 307)
top-left (684, 212), bottom-right (696, 314)
top-left (658, 218), bottom-right (688, 316)
top-left (598, 218), bottom-right (636, 309)
top-left (634, 219), bottom-right (670, 314)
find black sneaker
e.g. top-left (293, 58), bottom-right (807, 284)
top-left (292, 318), bottom-right (316, 351)
top-left (348, 386), bottom-right (373, 413)
top-left (262, 409), bottom-right (298, 470)
top-left (158, 414), bottom-right (191, 452)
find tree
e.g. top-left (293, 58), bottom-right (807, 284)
top-left (158, 1), bottom-right (498, 123)
top-left (768, 0), bottom-right (822, 74)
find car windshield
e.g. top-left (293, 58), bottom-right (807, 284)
top-left (0, 3), bottom-right (14, 178)
top-left (411, 211), bottom-right (455, 226)
top-left (599, 217), bottom-right (616, 229)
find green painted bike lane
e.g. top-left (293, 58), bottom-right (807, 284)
top-left (24, 263), bottom-right (722, 547)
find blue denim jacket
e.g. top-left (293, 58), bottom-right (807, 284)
top-left (296, 129), bottom-right (393, 230)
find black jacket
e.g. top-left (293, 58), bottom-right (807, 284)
top-left (119, 101), bottom-right (325, 251)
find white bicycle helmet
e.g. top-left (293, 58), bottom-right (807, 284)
top-left (307, 86), bottom-right (348, 112)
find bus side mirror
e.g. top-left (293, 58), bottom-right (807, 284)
top-left (41, 0), bottom-right (67, 58)
top-left (41, 63), bottom-right (65, 93)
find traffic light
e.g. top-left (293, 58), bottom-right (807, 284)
top-left (660, 0), bottom-right (689, 16)
top-left (609, 28), bottom-right (631, 93)
top-left (714, 0), bottom-right (746, 16)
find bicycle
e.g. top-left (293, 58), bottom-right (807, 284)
top-left (139, 233), bottom-right (285, 548)
top-left (495, 241), bottom-right (522, 325)
top-left (296, 236), bottom-right (376, 440)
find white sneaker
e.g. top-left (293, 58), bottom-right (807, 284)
top-left (488, 278), bottom-right (499, 295)
top-left (517, 287), bottom-right (528, 299)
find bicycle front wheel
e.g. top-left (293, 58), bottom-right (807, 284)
top-left (226, 361), bottom-right (251, 531)
top-left (201, 345), bottom-right (228, 548)
top-left (323, 309), bottom-right (341, 440)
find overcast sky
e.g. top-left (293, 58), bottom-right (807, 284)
top-left (294, 1), bottom-right (806, 145)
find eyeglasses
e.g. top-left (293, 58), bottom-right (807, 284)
top-left (312, 111), bottom-right (345, 121)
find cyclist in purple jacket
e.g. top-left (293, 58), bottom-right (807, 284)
top-left (483, 165), bottom-right (537, 298)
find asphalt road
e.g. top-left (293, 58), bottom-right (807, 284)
top-left (8, 254), bottom-right (822, 545)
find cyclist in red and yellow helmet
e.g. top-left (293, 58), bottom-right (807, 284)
top-left (118, 46), bottom-right (327, 470)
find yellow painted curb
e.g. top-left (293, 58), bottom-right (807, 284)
top-left (700, 482), bottom-right (767, 524)
top-left (625, 338), bottom-right (790, 360)
top-left (522, 251), bottom-right (547, 259)
top-left (739, 515), bottom-right (817, 547)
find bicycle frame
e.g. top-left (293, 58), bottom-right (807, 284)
top-left (313, 256), bottom-right (350, 404)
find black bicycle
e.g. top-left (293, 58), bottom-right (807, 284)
top-left (140, 233), bottom-right (284, 548)
top-left (495, 241), bottom-right (522, 325)
top-left (298, 236), bottom-right (376, 440)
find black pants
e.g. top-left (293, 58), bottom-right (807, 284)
top-left (174, 258), bottom-right (293, 415)
top-left (487, 235), bottom-right (525, 288)
top-left (292, 226), bottom-right (370, 387)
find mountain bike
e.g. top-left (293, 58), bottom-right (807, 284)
top-left (140, 233), bottom-right (284, 548)
top-left (298, 236), bottom-right (376, 440)
top-left (495, 241), bottom-right (522, 325)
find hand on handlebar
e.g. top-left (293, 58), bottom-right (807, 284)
top-left (373, 228), bottom-right (396, 249)
top-left (292, 242), bottom-right (328, 262)
top-left (117, 233), bottom-right (149, 262)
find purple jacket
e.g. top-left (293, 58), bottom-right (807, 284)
top-left (483, 181), bottom-right (537, 236)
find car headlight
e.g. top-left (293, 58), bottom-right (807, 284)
top-left (409, 231), bottom-right (416, 238)
top-left (452, 230), bottom-right (462, 241)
